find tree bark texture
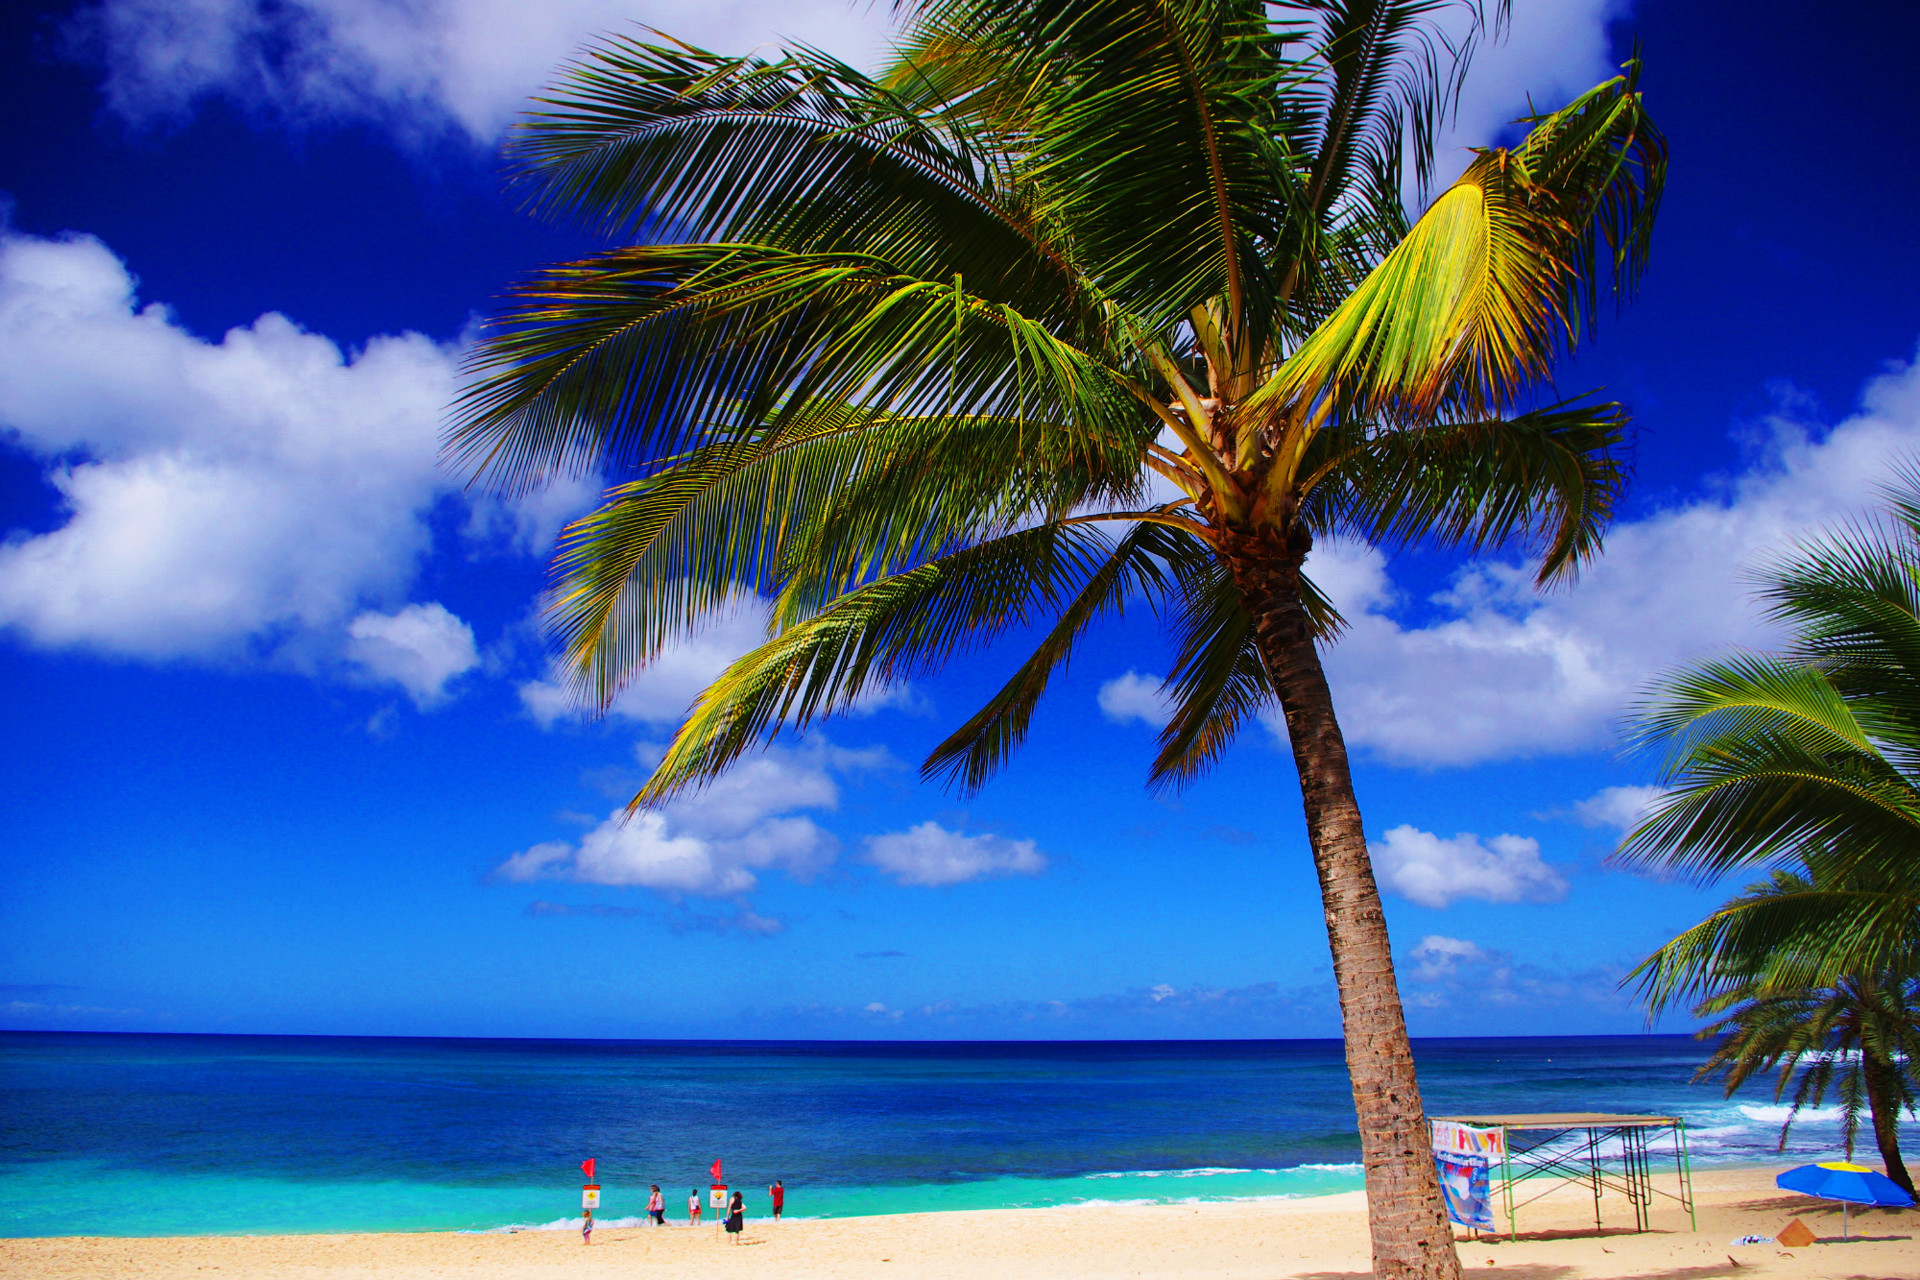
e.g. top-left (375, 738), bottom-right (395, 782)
top-left (1863, 1055), bottom-right (1914, 1195)
top-left (1223, 525), bottom-right (1462, 1280)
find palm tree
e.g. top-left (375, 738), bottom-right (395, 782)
top-left (1621, 479), bottom-right (1920, 1193)
top-left (1618, 478), bottom-right (1920, 990)
top-left (449, 5), bottom-right (1663, 1275)
top-left (1647, 864), bottom-right (1920, 1195)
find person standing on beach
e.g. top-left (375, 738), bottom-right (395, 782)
top-left (768, 1180), bottom-right (784, 1221)
top-left (648, 1184), bottom-right (665, 1226)
top-left (688, 1188), bottom-right (701, 1227)
top-left (725, 1190), bottom-right (744, 1242)
top-left (580, 1210), bottom-right (593, 1246)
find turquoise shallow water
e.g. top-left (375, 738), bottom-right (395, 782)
top-left (0, 1032), bottom-right (1828, 1237)
top-left (0, 1161), bottom-right (1368, 1236)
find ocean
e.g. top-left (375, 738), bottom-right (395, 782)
top-left (0, 1032), bottom-right (1846, 1238)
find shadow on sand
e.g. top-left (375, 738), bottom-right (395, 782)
top-left (1455, 1226), bottom-right (1671, 1244)
top-left (1298, 1267), bottom-right (1742, 1280)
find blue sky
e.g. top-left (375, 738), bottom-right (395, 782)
top-left (3, 0), bottom-right (1918, 1041)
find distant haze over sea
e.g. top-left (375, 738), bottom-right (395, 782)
top-left (0, 1033), bottom-right (1846, 1237)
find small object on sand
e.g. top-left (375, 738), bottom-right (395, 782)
top-left (1731, 1234), bottom-right (1771, 1246)
top-left (1775, 1218), bottom-right (1816, 1248)
top-left (1726, 1255), bottom-right (1739, 1268)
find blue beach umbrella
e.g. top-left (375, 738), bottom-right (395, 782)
top-left (1776, 1162), bottom-right (1914, 1237)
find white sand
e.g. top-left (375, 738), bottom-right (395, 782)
top-left (5, 1167), bottom-right (1916, 1279)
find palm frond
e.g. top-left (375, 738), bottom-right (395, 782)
top-left (545, 401), bottom-right (1143, 708)
top-left (921, 516), bottom-right (1205, 793)
top-left (448, 243), bottom-right (1144, 490)
top-left (1146, 552), bottom-right (1278, 787)
top-left (636, 522), bottom-right (1134, 803)
top-left (1252, 62), bottom-right (1664, 424)
top-left (1300, 397), bottom-right (1627, 583)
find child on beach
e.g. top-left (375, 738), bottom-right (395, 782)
top-left (648, 1185), bottom-right (665, 1225)
top-left (580, 1210), bottom-right (593, 1245)
top-left (688, 1188), bottom-right (702, 1226)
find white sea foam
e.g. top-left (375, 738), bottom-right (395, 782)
top-left (1085, 1163), bottom-right (1357, 1180)
top-left (1739, 1104), bottom-right (1845, 1124)
top-left (1056, 1193), bottom-right (1330, 1210)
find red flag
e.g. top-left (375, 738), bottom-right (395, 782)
top-left (710, 1158), bottom-right (723, 1182)
top-left (581, 1159), bottom-right (596, 1181)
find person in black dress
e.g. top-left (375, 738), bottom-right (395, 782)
top-left (725, 1190), bottom-right (745, 1242)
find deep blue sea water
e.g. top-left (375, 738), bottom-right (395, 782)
top-left (0, 1033), bottom-right (1846, 1237)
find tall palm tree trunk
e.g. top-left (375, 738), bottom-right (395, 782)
top-left (1862, 1055), bottom-right (1914, 1195)
top-left (1222, 528), bottom-right (1460, 1280)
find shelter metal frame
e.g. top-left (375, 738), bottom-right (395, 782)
top-left (1433, 1113), bottom-right (1696, 1241)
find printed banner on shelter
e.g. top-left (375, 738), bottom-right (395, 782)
top-left (1435, 1153), bottom-right (1494, 1231)
top-left (1431, 1121), bottom-right (1505, 1159)
top-left (1431, 1121), bottom-right (1501, 1232)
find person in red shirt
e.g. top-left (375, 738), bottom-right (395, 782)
top-left (768, 1180), bottom-right (784, 1221)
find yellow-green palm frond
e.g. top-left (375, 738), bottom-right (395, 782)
top-left (1252, 61), bottom-right (1663, 424)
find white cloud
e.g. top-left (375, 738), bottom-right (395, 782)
top-left (1567, 784), bottom-right (1667, 833)
top-left (1432, 0), bottom-right (1632, 185)
top-left (1406, 934), bottom-right (1494, 982)
top-left (1097, 670), bottom-right (1172, 727)
top-left (493, 739), bottom-right (884, 900)
top-left (520, 588), bottom-right (925, 728)
top-left (519, 591), bottom-right (768, 728)
top-left (0, 226), bottom-right (561, 699)
top-left (864, 821), bottom-right (1046, 888)
top-left (345, 601), bottom-right (479, 707)
top-left (1313, 348), bottom-right (1920, 766)
top-left (74, 0), bottom-right (1625, 158)
top-left (1372, 824), bottom-right (1569, 909)
top-left (0, 229), bottom-right (467, 663)
top-left (79, 0), bottom-right (902, 142)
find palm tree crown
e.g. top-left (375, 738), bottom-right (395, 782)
top-left (1621, 477), bottom-right (1920, 994)
top-left (449, 5), bottom-right (1664, 1276)
top-left (1676, 863), bottom-right (1920, 1195)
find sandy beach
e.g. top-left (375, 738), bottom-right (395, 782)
top-left (5, 1167), bottom-right (1914, 1280)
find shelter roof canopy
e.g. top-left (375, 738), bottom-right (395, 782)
top-left (1432, 1114), bottom-right (1682, 1129)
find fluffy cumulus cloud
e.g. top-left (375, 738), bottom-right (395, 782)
top-left (1096, 670), bottom-right (1173, 727)
top-left (1282, 349), bottom-right (1920, 768)
top-left (1567, 784), bottom-right (1667, 833)
top-left (495, 742), bottom-right (859, 896)
top-left (345, 602), bottom-right (480, 707)
top-left (0, 228), bottom-right (496, 684)
top-left (76, 0), bottom-right (902, 141)
top-left (863, 821), bottom-right (1047, 888)
top-left (1371, 824), bottom-right (1569, 909)
top-left (1406, 934), bottom-right (1494, 982)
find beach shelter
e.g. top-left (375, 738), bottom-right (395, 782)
top-left (1775, 1161), bottom-right (1914, 1237)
